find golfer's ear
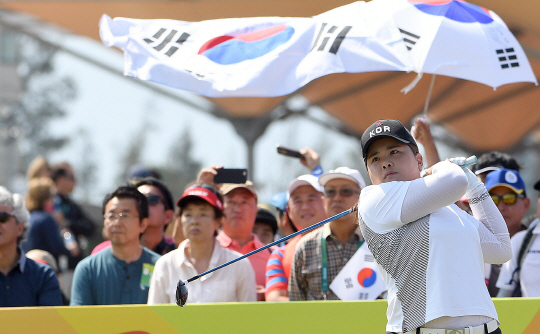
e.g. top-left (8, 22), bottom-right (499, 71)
top-left (416, 153), bottom-right (424, 171)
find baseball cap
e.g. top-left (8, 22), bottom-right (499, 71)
top-left (361, 120), bottom-right (417, 160)
top-left (177, 185), bottom-right (223, 210)
top-left (270, 192), bottom-right (287, 211)
top-left (319, 167), bottom-right (366, 189)
top-left (287, 174), bottom-right (323, 199)
top-left (127, 164), bottom-right (162, 181)
top-left (485, 168), bottom-right (526, 195)
top-left (255, 207), bottom-right (278, 235)
top-left (219, 181), bottom-right (257, 199)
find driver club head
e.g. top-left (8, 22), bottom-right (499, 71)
top-left (176, 279), bottom-right (188, 307)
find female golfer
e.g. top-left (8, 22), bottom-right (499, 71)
top-left (148, 185), bottom-right (256, 304)
top-left (358, 120), bottom-right (511, 334)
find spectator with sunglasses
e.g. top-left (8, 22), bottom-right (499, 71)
top-left (0, 186), bottom-right (63, 307)
top-left (134, 178), bottom-right (176, 255)
top-left (485, 169), bottom-right (529, 238)
top-left (289, 167), bottom-right (366, 300)
top-left (148, 185), bottom-right (256, 304)
top-left (482, 169), bottom-right (529, 297)
top-left (492, 170), bottom-right (540, 298)
top-left (497, 179), bottom-right (540, 297)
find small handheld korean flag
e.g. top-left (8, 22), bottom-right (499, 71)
top-left (330, 243), bottom-right (387, 300)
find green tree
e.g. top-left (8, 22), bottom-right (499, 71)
top-left (11, 31), bottom-right (76, 171)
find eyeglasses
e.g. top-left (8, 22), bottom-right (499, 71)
top-left (103, 212), bottom-right (139, 223)
top-left (323, 188), bottom-right (360, 198)
top-left (490, 193), bottom-right (524, 206)
top-left (0, 212), bottom-right (15, 223)
top-left (146, 194), bottom-right (164, 206)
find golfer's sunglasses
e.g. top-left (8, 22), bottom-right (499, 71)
top-left (323, 188), bottom-right (360, 198)
top-left (490, 193), bottom-right (524, 206)
top-left (0, 212), bottom-right (16, 223)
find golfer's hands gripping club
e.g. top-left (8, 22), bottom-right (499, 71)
top-left (448, 156), bottom-right (483, 197)
top-left (448, 156), bottom-right (478, 168)
top-left (422, 156), bottom-right (478, 191)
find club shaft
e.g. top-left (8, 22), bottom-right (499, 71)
top-left (187, 207), bottom-right (357, 283)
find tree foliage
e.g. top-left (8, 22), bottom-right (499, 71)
top-left (0, 29), bottom-right (77, 174)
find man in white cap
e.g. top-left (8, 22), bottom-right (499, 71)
top-left (289, 167), bottom-right (365, 300)
top-left (265, 175), bottom-right (327, 301)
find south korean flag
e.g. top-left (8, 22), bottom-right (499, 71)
top-left (330, 243), bottom-right (387, 300)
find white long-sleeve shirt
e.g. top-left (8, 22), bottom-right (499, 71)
top-left (148, 239), bottom-right (256, 304)
top-left (359, 161), bottom-right (511, 333)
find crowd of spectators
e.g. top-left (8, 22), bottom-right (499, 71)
top-left (1, 117), bottom-right (540, 309)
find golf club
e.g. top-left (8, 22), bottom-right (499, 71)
top-left (176, 206), bottom-right (358, 307)
top-left (456, 156), bottom-right (478, 168)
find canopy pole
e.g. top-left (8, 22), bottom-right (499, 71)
top-left (423, 74), bottom-right (437, 116)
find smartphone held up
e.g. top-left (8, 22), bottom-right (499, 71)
top-left (214, 168), bottom-right (248, 184)
top-left (276, 145), bottom-right (304, 159)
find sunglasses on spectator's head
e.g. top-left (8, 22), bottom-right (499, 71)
top-left (0, 212), bottom-right (15, 223)
top-left (323, 188), bottom-right (360, 198)
top-left (490, 193), bottom-right (524, 206)
top-left (146, 194), bottom-right (164, 206)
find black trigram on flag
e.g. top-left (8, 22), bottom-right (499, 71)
top-left (399, 28), bottom-right (420, 51)
top-left (496, 48), bottom-right (519, 69)
top-left (143, 28), bottom-right (190, 57)
top-left (311, 23), bottom-right (352, 54)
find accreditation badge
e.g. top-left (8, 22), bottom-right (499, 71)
top-left (140, 263), bottom-right (155, 288)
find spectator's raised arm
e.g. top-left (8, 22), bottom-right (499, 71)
top-left (411, 117), bottom-right (440, 168)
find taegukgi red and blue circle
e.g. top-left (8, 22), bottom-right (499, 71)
top-left (198, 24), bottom-right (295, 65)
top-left (357, 268), bottom-right (377, 288)
top-left (409, 0), bottom-right (493, 24)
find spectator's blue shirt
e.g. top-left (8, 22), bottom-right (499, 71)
top-left (21, 210), bottom-right (70, 261)
top-left (0, 248), bottom-right (63, 307)
top-left (70, 246), bottom-right (160, 305)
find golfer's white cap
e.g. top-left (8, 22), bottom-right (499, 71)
top-left (287, 174), bottom-right (322, 199)
top-left (319, 167), bottom-right (366, 189)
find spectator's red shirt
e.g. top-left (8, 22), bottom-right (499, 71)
top-left (216, 231), bottom-right (271, 298)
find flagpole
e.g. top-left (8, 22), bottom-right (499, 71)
top-left (423, 74), bottom-right (437, 116)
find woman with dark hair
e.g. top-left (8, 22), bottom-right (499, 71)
top-left (358, 120), bottom-right (511, 334)
top-left (148, 185), bottom-right (256, 304)
top-left (22, 177), bottom-right (79, 263)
